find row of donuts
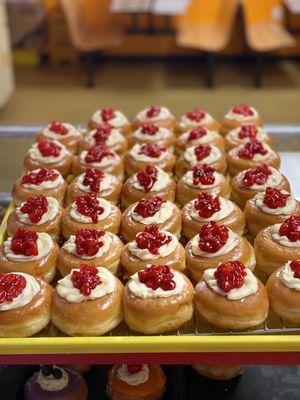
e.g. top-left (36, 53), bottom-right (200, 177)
top-left (24, 363), bottom-right (242, 400)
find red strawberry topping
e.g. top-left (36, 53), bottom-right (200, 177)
top-left (136, 165), bottom-right (158, 192)
top-left (214, 260), bottom-right (247, 292)
top-left (238, 139), bottom-right (268, 160)
top-left (191, 165), bottom-right (216, 186)
top-left (198, 222), bottom-right (229, 253)
top-left (194, 144), bottom-right (211, 161)
top-left (290, 260), bottom-right (300, 279)
top-left (194, 192), bottom-right (221, 218)
top-left (84, 145), bottom-right (114, 164)
top-left (82, 168), bottom-right (105, 193)
top-left (75, 193), bottom-right (104, 223)
top-left (92, 124), bottom-right (112, 144)
top-left (134, 196), bottom-right (165, 218)
top-left (138, 264), bottom-right (176, 291)
top-left (75, 229), bottom-right (105, 257)
top-left (279, 216), bottom-right (300, 242)
top-left (0, 273), bottom-right (27, 304)
top-left (20, 195), bottom-right (48, 223)
top-left (135, 225), bottom-right (172, 255)
top-left (71, 265), bottom-right (101, 296)
top-left (187, 127), bottom-right (207, 142)
top-left (242, 163), bottom-right (272, 187)
top-left (101, 107), bottom-right (115, 122)
top-left (49, 121), bottom-right (68, 135)
top-left (140, 123), bottom-right (159, 136)
top-left (127, 365), bottom-right (143, 374)
top-left (138, 144), bottom-right (166, 158)
top-left (186, 108), bottom-right (206, 122)
top-left (232, 104), bottom-right (254, 117)
top-left (21, 168), bottom-right (59, 186)
top-left (262, 187), bottom-right (290, 209)
top-left (146, 106), bottom-right (161, 118)
top-left (38, 140), bottom-right (62, 157)
top-left (238, 125), bottom-right (258, 140)
top-left (11, 228), bottom-right (39, 257)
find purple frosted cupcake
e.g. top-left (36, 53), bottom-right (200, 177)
top-left (24, 365), bottom-right (88, 400)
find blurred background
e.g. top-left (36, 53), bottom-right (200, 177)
top-left (0, 0), bottom-right (300, 124)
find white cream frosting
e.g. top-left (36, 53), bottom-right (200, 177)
top-left (76, 172), bottom-right (113, 193)
top-left (191, 229), bottom-right (239, 258)
top-left (227, 126), bottom-right (268, 144)
top-left (16, 197), bottom-right (59, 225)
top-left (4, 232), bottom-right (53, 262)
top-left (280, 261), bottom-right (300, 291)
top-left (128, 231), bottom-right (177, 260)
top-left (234, 142), bottom-right (272, 162)
top-left (80, 149), bottom-right (117, 168)
top-left (91, 109), bottom-right (129, 127)
top-left (115, 364), bottom-right (149, 386)
top-left (136, 106), bottom-right (173, 122)
top-left (131, 167), bottom-right (170, 192)
top-left (42, 122), bottom-right (80, 140)
top-left (85, 128), bottom-right (124, 147)
top-left (182, 169), bottom-right (221, 189)
top-left (37, 367), bottom-right (69, 392)
top-left (189, 197), bottom-right (234, 222)
top-left (133, 126), bottom-right (171, 142)
top-left (179, 111), bottom-right (212, 128)
top-left (128, 267), bottom-right (185, 299)
top-left (21, 169), bottom-right (63, 190)
top-left (240, 166), bottom-right (282, 190)
top-left (28, 140), bottom-right (67, 164)
top-left (70, 197), bottom-right (111, 223)
top-left (131, 201), bottom-right (173, 225)
top-left (203, 267), bottom-right (258, 300)
top-left (62, 231), bottom-right (112, 259)
top-left (254, 191), bottom-right (296, 215)
top-left (0, 272), bottom-right (40, 311)
top-left (271, 224), bottom-right (300, 248)
top-left (183, 145), bottom-right (221, 166)
top-left (57, 266), bottom-right (115, 303)
top-left (128, 143), bottom-right (168, 163)
top-left (180, 129), bottom-right (219, 146)
top-left (225, 106), bottom-right (258, 122)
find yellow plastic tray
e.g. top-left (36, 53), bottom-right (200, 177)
top-left (0, 204), bottom-right (300, 362)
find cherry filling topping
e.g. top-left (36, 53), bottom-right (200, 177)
top-left (134, 196), bottom-right (165, 218)
top-left (75, 193), bottom-right (104, 223)
top-left (49, 121), bottom-right (68, 135)
top-left (38, 140), bottom-right (62, 158)
top-left (146, 105), bottom-right (161, 118)
top-left (11, 228), bottom-right (38, 257)
top-left (232, 103), bottom-right (254, 117)
top-left (194, 144), bottom-right (211, 161)
top-left (71, 265), bottom-right (101, 296)
top-left (191, 165), bottom-right (216, 186)
top-left (92, 124), bottom-right (112, 144)
top-left (290, 260), bottom-right (300, 279)
top-left (135, 225), bottom-right (172, 255)
top-left (237, 139), bottom-right (267, 160)
top-left (82, 168), bottom-right (105, 193)
top-left (20, 195), bottom-right (48, 223)
top-left (0, 273), bottom-right (26, 304)
top-left (138, 264), bottom-right (176, 291)
top-left (140, 123), bottom-right (159, 136)
top-left (101, 107), bottom-right (115, 122)
top-left (21, 168), bottom-right (59, 186)
top-left (75, 228), bottom-right (105, 256)
top-left (242, 163), bottom-right (272, 187)
top-left (187, 127), bottom-right (207, 142)
top-left (84, 145), bottom-right (114, 164)
top-left (279, 216), bottom-right (300, 242)
top-left (186, 108), bottom-right (206, 122)
top-left (138, 143), bottom-right (166, 158)
top-left (263, 187), bottom-right (290, 209)
top-left (214, 260), bottom-right (247, 292)
top-left (127, 365), bottom-right (143, 375)
top-left (136, 165), bottom-right (158, 192)
top-left (238, 125), bottom-right (258, 139)
top-left (198, 222), bottom-right (229, 253)
top-left (194, 192), bottom-right (221, 218)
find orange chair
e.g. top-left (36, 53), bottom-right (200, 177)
top-left (59, 0), bottom-right (124, 86)
top-left (242, 0), bottom-right (296, 86)
top-left (176, 0), bottom-right (239, 86)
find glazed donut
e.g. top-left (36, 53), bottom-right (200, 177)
top-left (175, 127), bottom-right (224, 155)
top-left (225, 125), bottom-right (272, 151)
top-left (66, 169), bottom-right (123, 206)
top-left (121, 197), bottom-right (182, 242)
top-left (58, 229), bottom-right (123, 276)
top-left (88, 107), bottom-right (131, 136)
top-left (244, 187), bottom-right (300, 237)
top-left (176, 165), bottom-right (230, 207)
top-left (24, 140), bottom-right (73, 178)
top-left (182, 193), bottom-right (245, 239)
top-left (12, 168), bottom-right (67, 206)
top-left (123, 264), bottom-right (194, 334)
top-left (37, 121), bottom-right (82, 154)
top-left (227, 140), bottom-right (280, 176)
top-left (61, 194), bottom-right (121, 239)
top-left (132, 106), bottom-right (176, 131)
top-left (121, 166), bottom-right (176, 210)
top-left (0, 228), bottom-right (59, 282)
top-left (121, 225), bottom-right (186, 277)
top-left (128, 123), bottom-right (176, 150)
top-left (194, 261), bottom-right (269, 330)
top-left (0, 273), bottom-right (52, 337)
top-left (175, 108), bottom-right (219, 136)
top-left (220, 104), bottom-right (263, 136)
top-left (51, 265), bottom-right (124, 336)
top-left (185, 222), bottom-right (255, 282)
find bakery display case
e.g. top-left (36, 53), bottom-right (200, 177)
top-left (0, 114), bottom-right (300, 367)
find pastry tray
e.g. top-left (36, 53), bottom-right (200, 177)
top-left (0, 126), bottom-right (300, 364)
